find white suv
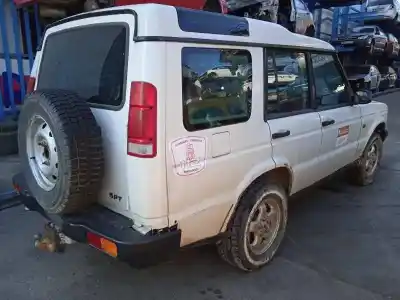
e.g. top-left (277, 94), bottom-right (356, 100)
top-left (13, 4), bottom-right (388, 271)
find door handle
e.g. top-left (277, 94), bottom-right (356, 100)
top-left (322, 119), bottom-right (335, 127)
top-left (272, 130), bottom-right (291, 139)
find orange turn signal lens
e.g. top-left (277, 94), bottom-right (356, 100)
top-left (87, 232), bottom-right (118, 258)
top-left (100, 238), bottom-right (118, 258)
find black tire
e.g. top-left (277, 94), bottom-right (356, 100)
top-left (369, 41), bottom-right (375, 55)
top-left (203, 0), bottom-right (223, 13)
top-left (348, 133), bottom-right (383, 186)
top-left (305, 26), bottom-right (315, 37)
top-left (0, 119), bottom-right (18, 156)
top-left (216, 181), bottom-right (288, 271)
top-left (18, 90), bottom-right (104, 215)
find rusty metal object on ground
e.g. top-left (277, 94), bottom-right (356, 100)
top-left (33, 222), bottom-right (68, 253)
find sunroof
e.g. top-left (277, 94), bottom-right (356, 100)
top-left (176, 7), bottom-right (249, 37)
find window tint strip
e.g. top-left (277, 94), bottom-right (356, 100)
top-left (176, 7), bottom-right (249, 36)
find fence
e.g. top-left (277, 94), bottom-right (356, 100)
top-left (0, 0), bottom-right (41, 122)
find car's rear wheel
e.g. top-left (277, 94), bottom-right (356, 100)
top-left (18, 90), bottom-right (104, 215)
top-left (305, 26), bottom-right (315, 37)
top-left (217, 181), bottom-right (288, 271)
top-left (203, 0), bottom-right (223, 13)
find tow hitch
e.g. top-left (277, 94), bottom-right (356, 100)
top-left (1, 189), bottom-right (74, 253)
top-left (34, 222), bottom-right (72, 253)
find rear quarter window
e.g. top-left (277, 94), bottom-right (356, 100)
top-left (37, 24), bottom-right (127, 108)
top-left (181, 47), bottom-right (252, 132)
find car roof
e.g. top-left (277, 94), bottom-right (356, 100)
top-left (47, 4), bottom-right (334, 52)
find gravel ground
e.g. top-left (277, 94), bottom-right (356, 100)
top-left (1, 94), bottom-right (400, 300)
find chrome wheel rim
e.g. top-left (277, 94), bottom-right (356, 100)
top-left (365, 141), bottom-right (379, 176)
top-left (26, 116), bottom-right (59, 191)
top-left (245, 196), bottom-right (281, 256)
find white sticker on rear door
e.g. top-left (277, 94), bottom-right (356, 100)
top-left (171, 136), bottom-right (207, 176)
top-left (336, 125), bottom-right (350, 147)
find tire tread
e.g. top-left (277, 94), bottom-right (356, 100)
top-left (19, 89), bottom-right (104, 214)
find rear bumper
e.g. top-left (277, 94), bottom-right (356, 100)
top-left (12, 173), bottom-right (181, 267)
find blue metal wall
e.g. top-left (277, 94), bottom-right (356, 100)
top-left (0, 0), bottom-right (41, 122)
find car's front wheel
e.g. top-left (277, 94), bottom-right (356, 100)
top-left (368, 40), bottom-right (375, 55)
top-left (217, 181), bottom-right (288, 271)
top-left (348, 133), bottom-right (383, 186)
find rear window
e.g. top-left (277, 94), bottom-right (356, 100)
top-left (37, 24), bottom-right (127, 108)
top-left (182, 47), bottom-right (252, 131)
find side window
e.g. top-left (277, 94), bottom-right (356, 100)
top-left (310, 53), bottom-right (350, 107)
top-left (182, 47), bottom-right (252, 131)
top-left (265, 49), bottom-right (310, 118)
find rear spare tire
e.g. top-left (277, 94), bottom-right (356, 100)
top-left (18, 90), bottom-right (104, 215)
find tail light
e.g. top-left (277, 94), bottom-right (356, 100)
top-left (26, 77), bottom-right (36, 94)
top-left (127, 81), bottom-right (157, 158)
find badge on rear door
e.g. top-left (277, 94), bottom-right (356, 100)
top-left (336, 125), bottom-right (350, 147)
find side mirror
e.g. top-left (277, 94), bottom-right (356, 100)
top-left (355, 89), bottom-right (372, 104)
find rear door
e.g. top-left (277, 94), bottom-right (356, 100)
top-left (266, 49), bottom-right (322, 194)
top-left (36, 13), bottom-right (134, 217)
top-left (165, 43), bottom-right (271, 244)
top-left (310, 53), bottom-right (362, 178)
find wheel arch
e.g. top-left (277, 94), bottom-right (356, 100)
top-left (305, 25), bottom-right (315, 37)
top-left (220, 166), bottom-right (292, 232)
top-left (374, 122), bottom-right (388, 141)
